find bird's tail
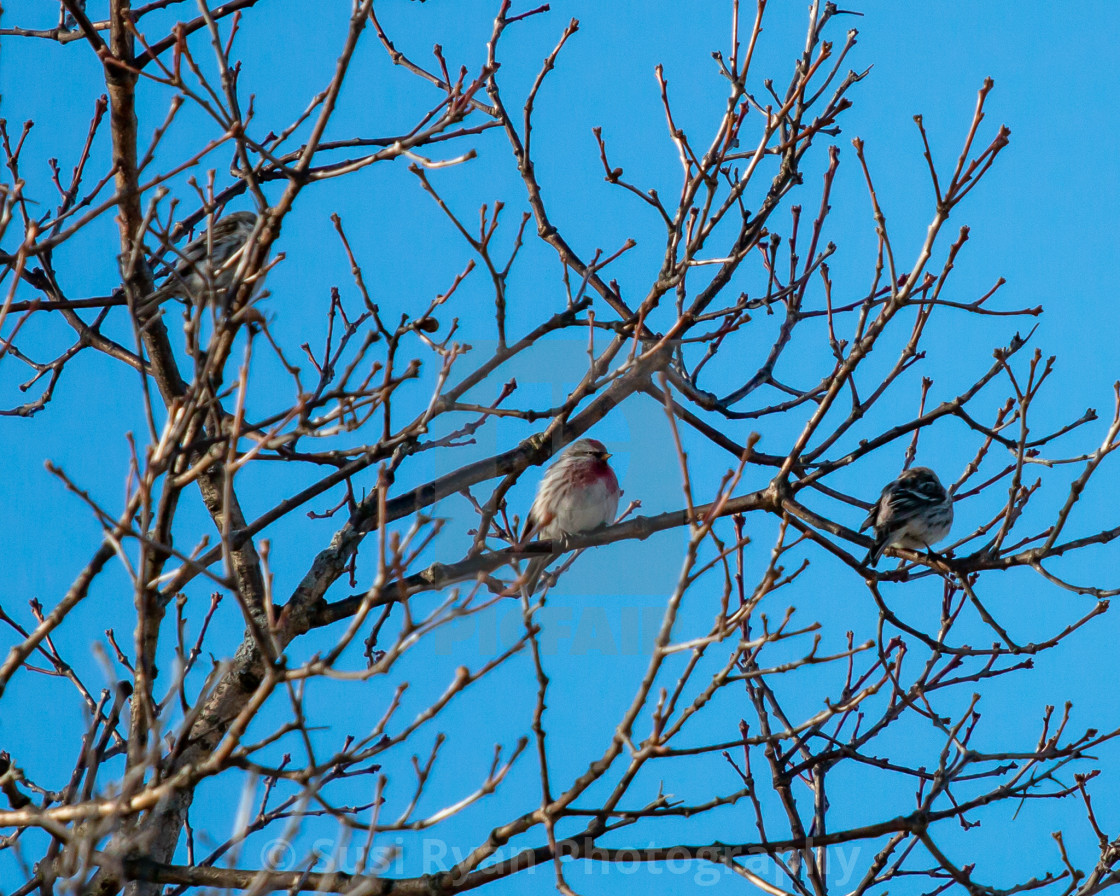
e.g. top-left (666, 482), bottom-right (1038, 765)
top-left (521, 555), bottom-right (555, 596)
top-left (863, 538), bottom-right (887, 567)
top-left (134, 281), bottom-right (174, 319)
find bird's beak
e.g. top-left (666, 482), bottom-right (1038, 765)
top-left (602, 452), bottom-right (612, 460)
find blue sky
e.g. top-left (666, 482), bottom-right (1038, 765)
top-left (2, 1), bottom-right (1120, 893)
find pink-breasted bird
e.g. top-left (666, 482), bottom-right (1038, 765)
top-left (521, 438), bottom-right (621, 594)
top-left (860, 466), bottom-right (953, 566)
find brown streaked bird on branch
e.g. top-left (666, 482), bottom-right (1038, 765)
top-left (520, 438), bottom-right (622, 594)
top-left (140, 210), bottom-right (259, 314)
top-left (860, 466), bottom-right (953, 566)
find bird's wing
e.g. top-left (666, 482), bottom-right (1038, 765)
top-left (859, 504), bottom-right (878, 532)
top-left (883, 480), bottom-right (944, 521)
top-left (860, 480), bottom-right (895, 531)
top-left (520, 503), bottom-right (554, 544)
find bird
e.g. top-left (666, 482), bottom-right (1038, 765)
top-left (520, 438), bottom-right (621, 594)
top-left (860, 466), bottom-right (953, 566)
top-left (141, 210), bottom-right (259, 313)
